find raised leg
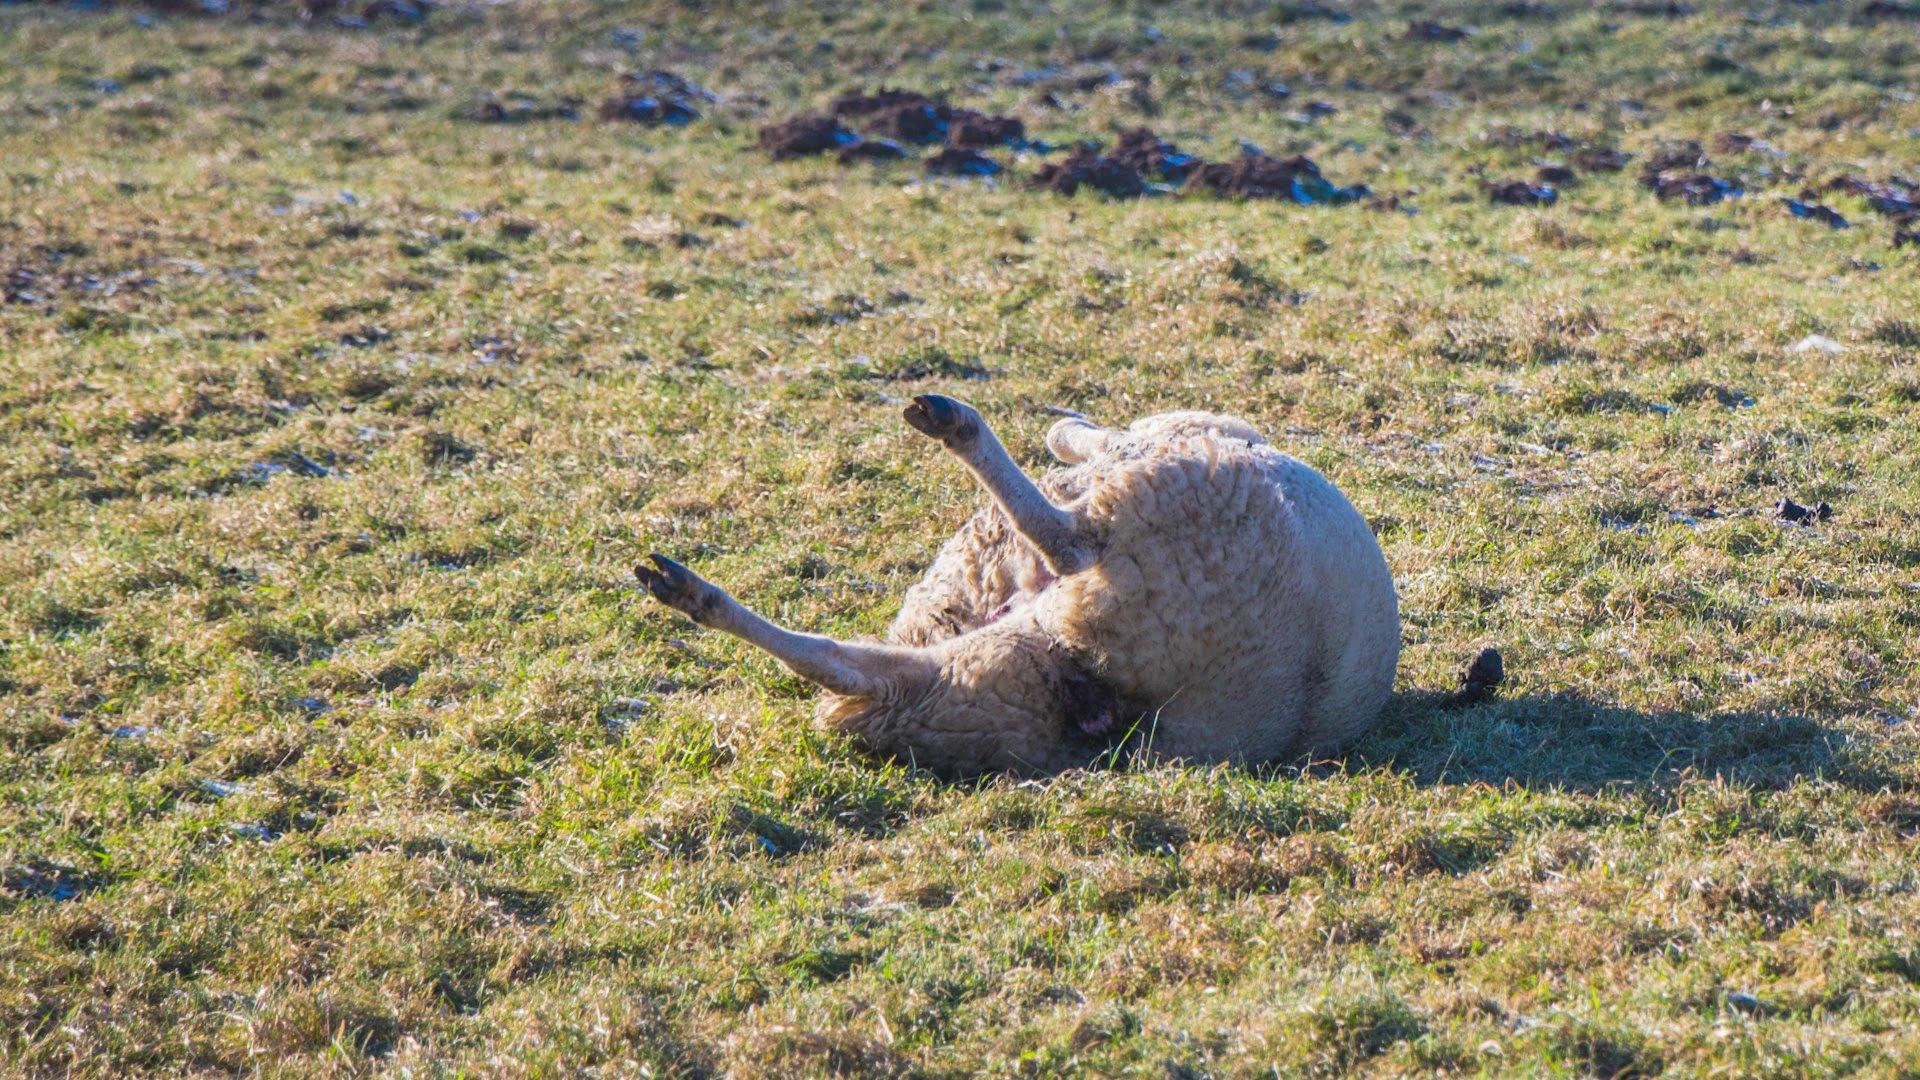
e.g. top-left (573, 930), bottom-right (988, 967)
top-left (902, 395), bottom-right (1094, 576)
top-left (1045, 416), bottom-right (1115, 464)
top-left (635, 554), bottom-right (932, 697)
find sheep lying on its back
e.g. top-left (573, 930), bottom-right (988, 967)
top-left (638, 395), bottom-right (1400, 777)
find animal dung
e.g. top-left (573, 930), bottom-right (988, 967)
top-left (1442, 647), bottom-right (1506, 708)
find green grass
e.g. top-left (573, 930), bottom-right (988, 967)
top-left (2, 0), bottom-right (1918, 1075)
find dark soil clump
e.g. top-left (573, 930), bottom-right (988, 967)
top-left (1643, 140), bottom-right (1708, 174)
top-left (1775, 497), bottom-right (1834, 525)
top-left (832, 87), bottom-right (1025, 148)
top-left (925, 147), bottom-right (1001, 177)
top-left (1032, 149), bottom-right (1146, 197)
top-left (1185, 153), bottom-right (1367, 203)
top-left (1783, 198), bottom-right (1848, 228)
top-left (1536, 164), bottom-right (1579, 186)
top-left (1572, 146), bottom-right (1631, 172)
top-left (759, 115), bottom-right (859, 159)
top-left (598, 71), bottom-right (710, 126)
top-left (1488, 179), bottom-right (1558, 205)
top-left (1823, 176), bottom-right (1918, 216)
top-left (948, 113), bottom-right (1026, 149)
top-left (1644, 171), bottom-right (1739, 204)
top-left (1111, 128), bottom-right (1203, 183)
top-left (1641, 145), bottom-right (1737, 204)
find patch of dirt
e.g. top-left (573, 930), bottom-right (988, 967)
top-left (831, 87), bottom-right (1025, 148)
top-left (1823, 176), bottom-right (1918, 216)
top-left (1032, 148), bottom-right (1146, 197)
top-left (1406, 19), bottom-right (1471, 41)
top-left (1572, 146), bottom-right (1631, 172)
top-left (1185, 152), bottom-right (1367, 203)
top-left (1536, 164), bottom-right (1579, 186)
top-left (1643, 139), bottom-right (1708, 174)
top-left (1442, 648), bottom-right (1506, 709)
top-left (758, 115), bottom-right (859, 159)
top-left (1110, 127), bottom-right (1203, 182)
top-left (949, 113), bottom-right (1026, 148)
top-left (1774, 497), bottom-right (1833, 525)
top-left (599, 71), bottom-right (710, 126)
top-left (600, 95), bottom-right (698, 125)
top-left (1783, 197), bottom-right (1848, 228)
top-left (832, 87), bottom-right (938, 118)
top-left (925, 147), bottom-right (1002, 177)
top-left (1488, 179), bottom-right (1558, 205)
top-left (1640, 145), bottom-right (1738, 203)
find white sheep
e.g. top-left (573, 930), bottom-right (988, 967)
top-left (636, 394), bottom-right (1400, 777)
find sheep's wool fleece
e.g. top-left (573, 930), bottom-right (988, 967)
top-left (878, 411), bottom-right (1400, 769)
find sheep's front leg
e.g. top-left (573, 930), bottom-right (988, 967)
top-left (636, 554), bottom-right (931, 697)
top-left (902, 395), bottom-right (1094, 576)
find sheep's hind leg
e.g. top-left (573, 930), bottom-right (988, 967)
top-left (635, 554), bottom-right (931, 697)
top-left (902, 394), bottom-right (1093, 576)
top-left (1044, 415), bottom-right (1115, 464)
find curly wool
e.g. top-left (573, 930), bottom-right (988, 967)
top-left (824, 410), bottom-right (1401, 775)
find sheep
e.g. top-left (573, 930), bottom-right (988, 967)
top-left (636, 394), bottom-right (1400, 777)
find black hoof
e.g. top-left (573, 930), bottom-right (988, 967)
top-left (903, 394), bottom-right (978, 445)
top-left (634, 553), bottom-right (715, 622)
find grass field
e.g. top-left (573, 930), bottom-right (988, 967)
top-left (3, 0), bottom-right (1919, 1075)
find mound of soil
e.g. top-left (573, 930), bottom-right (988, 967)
top-left (1488, 179), bottom-right (1558, 206)
top-left (863, 99), bottom-right (950, 143)
top-left (1645, 171), bottom-right (1740, 204)
top-left (948, 113), bottom-right (1026, 149)
top-left (1031, 148), bottom-right (1146, 197)
top-left (1111, 127), bottom-right (1203, 183)
top-left (600, 95), bottom-right (699, 125)
top-left (1775, 497), bottom-right (1833, 525)
top-left (759, 115), bottom-right (860, 159)
top-left (1185, 153), bottom-right (1367, 203)
top-left (599, 70), bottom-right (709, 126)
top-left (832, 87), bottom-right (937, 118)
top-left (1536, 164), bottom-right (1579, 186)
top-left (925, 147), bottom-right (1001, 177)
top-left (1572, 146), bottom-right (1631, 172)
top-left (832, 87), bottom-right (1025, 148)
top-left (1643, 139), bottom-right (1708, 174)
top-left (1823, 176), bottom-right (1919, 216)
top-left (1783, 198), bottom-right (1848, 228)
